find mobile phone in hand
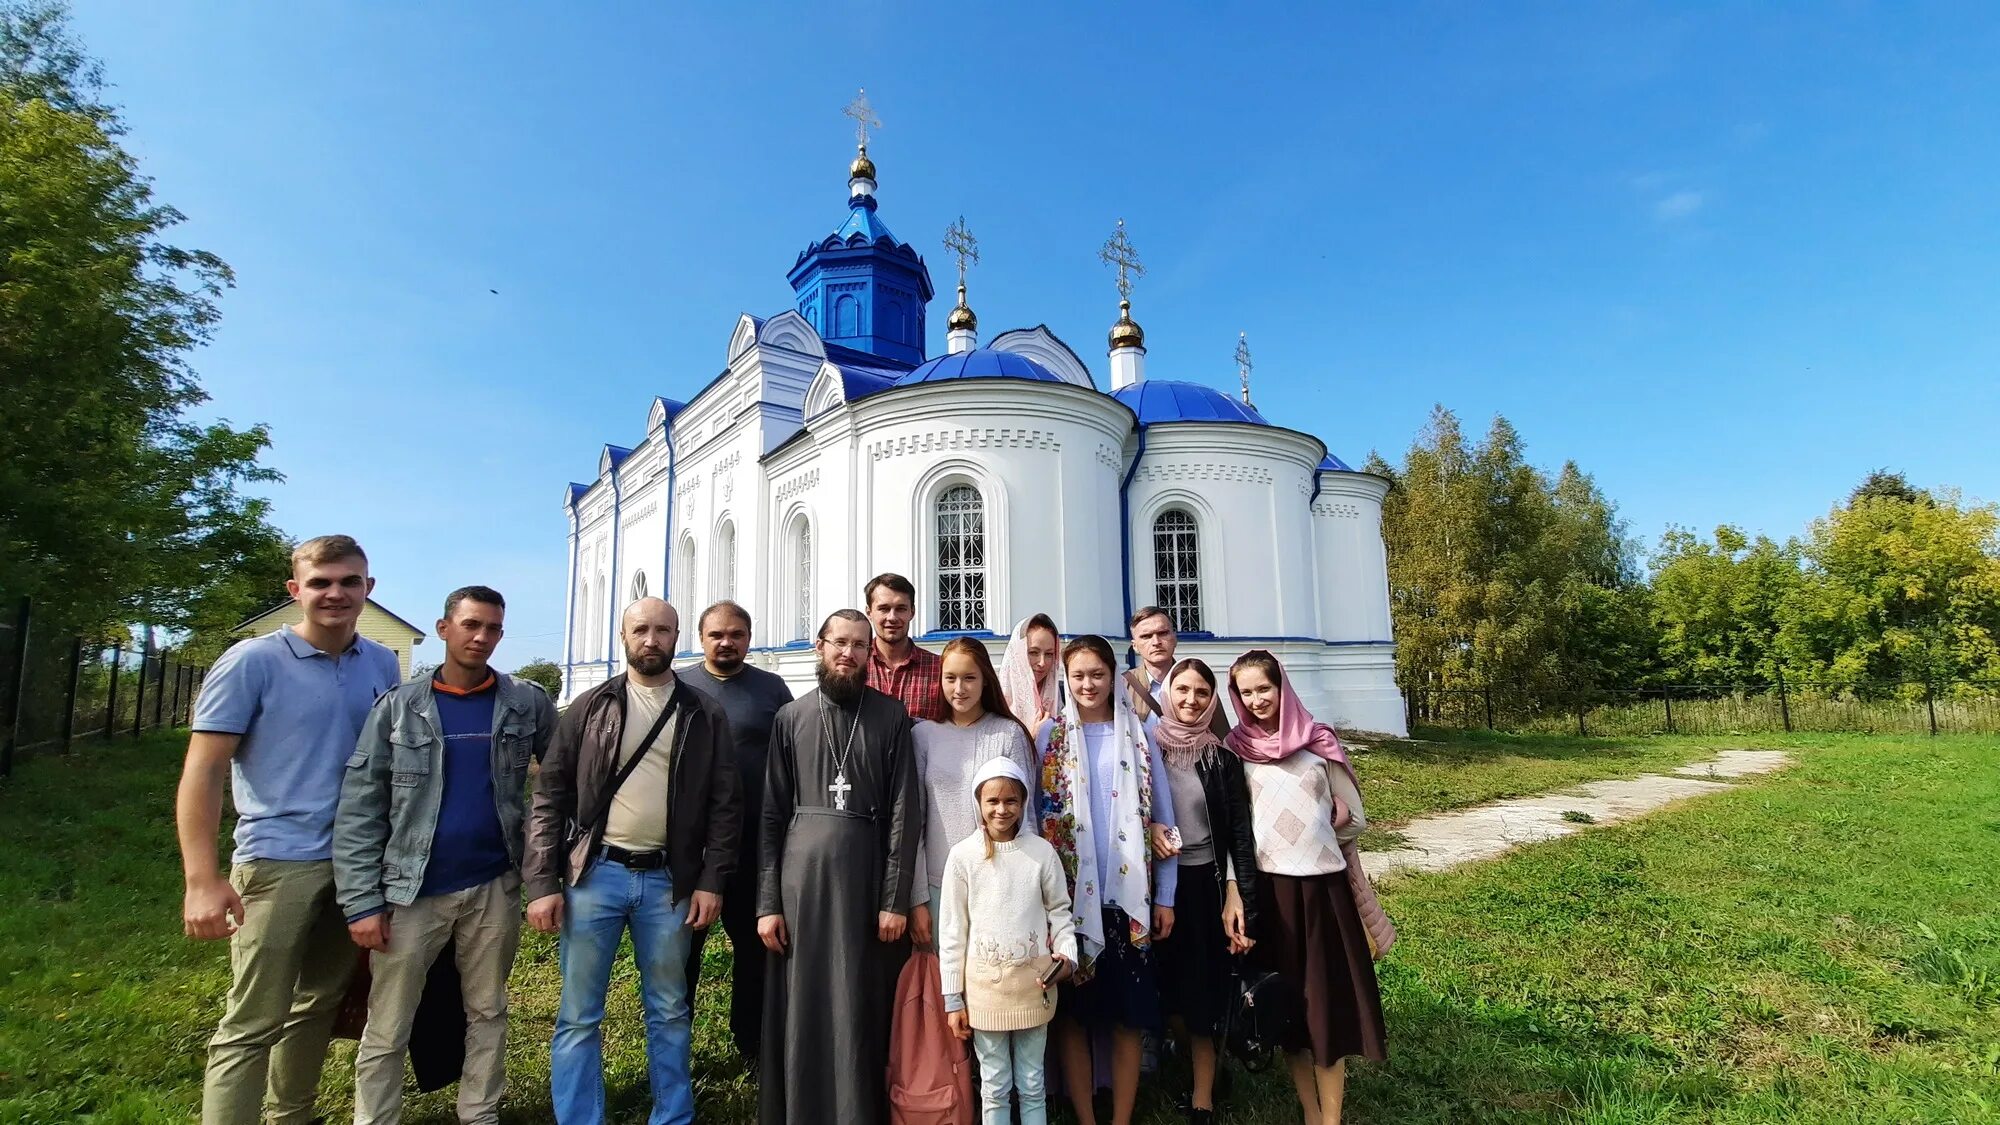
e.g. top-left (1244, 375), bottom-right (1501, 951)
top-left (1038, 959), bottom-right (1065, 987)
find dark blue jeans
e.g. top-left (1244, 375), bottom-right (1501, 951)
top-left (550, 858), bottom-right (693, 1125)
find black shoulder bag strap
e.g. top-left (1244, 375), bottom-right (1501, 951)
top-left (589, 693), bottom-right (678, 834)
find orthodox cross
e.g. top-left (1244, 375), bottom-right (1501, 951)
top-left (944, 215), bottom-right (980, 288)
top-left (1098, 218), bottom-right (1144, 301)
top-left (1236, 332), bottom-right (1254, 405)
top-left (842, 87), bottom-right (881, 151)
top-left (828, 774), bottom-right (853, 809)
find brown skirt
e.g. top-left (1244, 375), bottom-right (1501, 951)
top-left (1258, 870), bottom-right (1388, 1067)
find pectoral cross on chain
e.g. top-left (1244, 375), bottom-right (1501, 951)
top-left (828, 773), bottom-right (853, 810)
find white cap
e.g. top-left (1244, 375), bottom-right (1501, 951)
top-left (972, 756), bottom-right (1030, 796)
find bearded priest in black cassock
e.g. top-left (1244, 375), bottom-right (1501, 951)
top-left (757, 609), bottom-right (921, 1125)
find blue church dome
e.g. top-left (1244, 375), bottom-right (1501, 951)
top-left (1113, 380), bottom-right (1270, 426)
top-left (900, 348), bottom-right (1068, 386)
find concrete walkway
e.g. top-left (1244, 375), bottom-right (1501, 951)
top-left (1358, 749), bottom-right (1793, 877)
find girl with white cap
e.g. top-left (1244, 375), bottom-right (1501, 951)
top-left (937, 756), bottom-right (1078, 1125)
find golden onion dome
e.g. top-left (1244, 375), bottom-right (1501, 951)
top-left (849, 145), bottom-right (877, 183)
top-left (1108, 298), bottom-right (1145, 350)
top-left (948, 284), bottom-right (977, 331)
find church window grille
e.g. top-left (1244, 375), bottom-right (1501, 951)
top-left (1153, 510), bottom-right (1203, 633)
top-left (935, 485), bottom-right (987, 632)
top-left (630, 570), bottom-right (647, 602)
top-left (793, 518), bottom-right (813, 642)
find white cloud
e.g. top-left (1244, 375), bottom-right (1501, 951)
top-left (1654, 190), bottom-right (1706, 221)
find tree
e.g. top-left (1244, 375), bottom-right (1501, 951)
top-left (1778, 480), bottom-right (2000, 685)
top-left (514, 659), bottom-right (563, 697)
top-left (1648, 525), bottom-right (1802, 684)
top-left (1374, 406), bottom-right (1649, 715)
top-left (0, 3), bottom-right (285, 644)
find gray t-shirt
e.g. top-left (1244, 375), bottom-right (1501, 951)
top-left (1163, 758), bottom-right (1216, 868)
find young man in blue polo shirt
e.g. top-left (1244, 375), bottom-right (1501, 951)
top-left (335, 585), bottom-right (556, 1124)
top-left (178, 535), bottom-right (403, 1125)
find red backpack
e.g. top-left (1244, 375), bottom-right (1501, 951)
top-left (887, 949), bottom-right (975, 1125)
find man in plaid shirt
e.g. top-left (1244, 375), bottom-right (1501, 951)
top-left (863, 572), bottom-right (946, 723)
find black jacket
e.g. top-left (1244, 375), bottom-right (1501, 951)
top-left (524, 674), bottom-right (741, 903)
top-left (1193, 746), bottom-right (1260, 936)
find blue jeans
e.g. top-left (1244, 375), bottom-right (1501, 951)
top-left (551, 858), bottom-right (694, 1125)
top-left (972, 1024), bottom-right (1049, 1125)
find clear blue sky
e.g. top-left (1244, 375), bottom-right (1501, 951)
top-left (65, 2), bottom-right (2000, 667)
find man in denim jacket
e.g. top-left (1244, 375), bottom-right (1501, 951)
top-left (334, 585), bottom-right (557, 1124)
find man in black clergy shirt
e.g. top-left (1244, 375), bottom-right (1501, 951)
top-left (678, 599), bottom-right (793, 1069)
top-left (756, 609), bottom-right (920, 1125)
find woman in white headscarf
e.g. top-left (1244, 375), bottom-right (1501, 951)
top-left (1034, 634), bottom-right (1177, 1125)
top-left (999, 614), bottom-right (1062, 732)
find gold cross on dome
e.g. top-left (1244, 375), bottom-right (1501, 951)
top-left (842, 88), bottom-right (881, 150)
top-left (944, 216), bottom-right (980, 287)
top-left (1099, 218), bottom-right (1144, 301)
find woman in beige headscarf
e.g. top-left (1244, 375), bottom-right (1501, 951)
top-left (998, 614), bottom-right (1062, 732)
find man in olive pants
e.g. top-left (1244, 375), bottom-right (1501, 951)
top-left (176, 536), bottom-right (401, 1124)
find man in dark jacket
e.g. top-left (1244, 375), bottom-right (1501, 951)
top-left (524, 597), bottom-right (741, 1125)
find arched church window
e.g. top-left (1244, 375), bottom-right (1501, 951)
top-left (1153, 509), bottom-right (1203, 633)
top-left (630, 570), bottom-right (648, 603)
top-left (597, 572), bottom-right (610, 654)
top-left (675, 536), bottom-right (696, 616)
top-left (714, 521), bottom-right (737, 601)
top-left (792, 517), bottom-right (813, 642)
top-left (935, 484), bottom-right (987, 632)
top-left (835, 294), bottom-right (859, 336)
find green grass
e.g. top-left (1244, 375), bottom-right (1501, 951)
top-left (4, 732), bottom-right (1998, 1122)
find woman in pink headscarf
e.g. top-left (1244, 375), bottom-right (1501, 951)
top-left (1225, 650), bottom-right (1387, 1125)
top-left (998, 614), bottom-right (1062, 732)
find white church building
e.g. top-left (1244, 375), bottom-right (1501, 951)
top-left (559, 132), bottom-right (1407, 735)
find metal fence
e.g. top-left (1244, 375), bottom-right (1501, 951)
top-left (0, 597), bottom-right (209, 778)
top-left (1407, 673), bottom-right (2000, 738)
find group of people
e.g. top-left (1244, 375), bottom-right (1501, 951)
top-left (177, 537), bottom-right (1387, 1125)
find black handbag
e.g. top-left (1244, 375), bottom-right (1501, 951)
top-left (1222, 962), bottom-right (1303, 1072)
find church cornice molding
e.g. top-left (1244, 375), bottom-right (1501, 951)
top-left (850, 380), bottom-right (1132, 445)
top-left (1314, 470), bottom-right (1392, 503)
top-left (1130, 463), bottom-right (1273, 486)
top-left (775, 468), bottom-right (820, 503)
top-left (1139, 422), bottom-right (1324, 469)
top-left (1311, 500), bottom-right (1363, 519)
top-left (868, 426), bottom-right (1061, 462)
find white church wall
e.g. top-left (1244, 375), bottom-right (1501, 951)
top-left (1127, 424), bottom-right (1323, 640)
top-left (1312, 471), bottom-right (1395, 644)
top-left (847, 382), bottom-right (1131, 640)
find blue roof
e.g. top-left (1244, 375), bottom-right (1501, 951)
top-left (831, 200), bottom-right (901, 247)
top-left (1319, 452), bottom-right (1354, 472)
top-left (900, 348), bottom-right (1067, 386)
top-left (1113, 380), bottom-right (1270, 426)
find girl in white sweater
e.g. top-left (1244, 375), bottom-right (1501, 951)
top-left (938, 756), bottom-right (1078, 1125)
